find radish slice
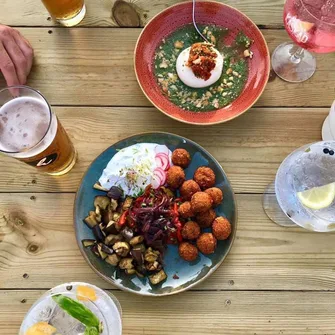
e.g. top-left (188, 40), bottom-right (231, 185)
top-left (154, 167), bottom-right (166, 185)
top-left (151, 174), bottom-right (161, 189)
top-left (155, 145), bottom-right (169, 155)
top-left (155, 156), bottom-right (163, 168)
top-left (156, 153), bottom-right (170, 170)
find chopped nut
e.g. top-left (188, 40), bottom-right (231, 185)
top-left (205, 91), bottom-right (212, 98)
top-left (217, 86), bottom-right (223, 92)
top-left (174, 40), bottom-right (184, 49)
top-left (238, 74), bottom-right (242, 78)
top-left (226, 68), bottom-right (232, 75)
top-left (229, 76), bottom-right (234, 81)
top-left (227, 82), bottom-right (233, 87)
top-left (223, 78), bottom-right (227, 84)
top-left (159, 60), bottom-right (168, 68)
top-left (244, 49), bottom-right (253, 58)
top-left (232, 71), bottom-right (239, 76)
top-left (222, 92), bottom-right (228, 97)
top-left (210, 35), bottom-right (216, 44)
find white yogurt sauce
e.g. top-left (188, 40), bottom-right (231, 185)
top-left (99, 143), bottom-right (172, 196)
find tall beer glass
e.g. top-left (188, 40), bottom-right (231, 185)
top-left (0, 86), bottom-right (77, 175)
top-left (41, 0), bottom-right (86, 27)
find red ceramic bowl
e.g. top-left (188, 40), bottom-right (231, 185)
top-left (135, 1), bottom-right (270, 125)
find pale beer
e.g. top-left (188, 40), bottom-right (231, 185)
top-left (41, 0), bottom-right (86, 27)
top-left (0, 87), bottom-right (77, 175)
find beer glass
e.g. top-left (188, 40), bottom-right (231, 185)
top-left (41, 0), bottom-right (86, 27)
top-left (0, 86), bottom-right (77, 175)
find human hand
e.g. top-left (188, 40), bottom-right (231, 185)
top-left (0, 25), bottom-right (34, 87)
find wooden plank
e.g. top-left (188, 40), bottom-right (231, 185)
top-left (3, 289), bottom-right (335, 334)
top-left (0, 107), bottom-right (326, 193)
top-left (1, 0), bottom-right (285, 27)
top-left (1, 193), bottom-right (335, 291)
top-left (0, 28), bottom-right (334, 107)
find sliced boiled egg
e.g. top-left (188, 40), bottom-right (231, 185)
top-left (176, 43), bottom-right (223, 88)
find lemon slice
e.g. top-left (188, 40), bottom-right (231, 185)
top-left (297, 182), bottom-right (335, 210)
top-left (25, 322), bottom-right (56, 335)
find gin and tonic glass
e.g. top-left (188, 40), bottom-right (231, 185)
top-left (264, 141), bottom-right (335, 232)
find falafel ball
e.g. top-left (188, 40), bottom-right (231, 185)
top-left (212, 216), bottom-right (231, 240)
top-left (196, 233), bottom-right (217, 255)
top-left (182, 221), bottom-right (201, 240)
top-left (205, 187), bottom-right (223, 207)
top-left (166, 166), bottom-right (185, 189)
top-left (178, 201), bottom-right (194, 219)
top-left (194, 166), bottom-right (216, 190)
top-left (190, 192), bottom-right (213, 214)
top-left (180, 180), bottom-right (201, 201)
top-left (172, 148), bottom-right (191, 168)
top-left (196, 208), bottom-right (216, 228)
top-left (179, 242), bottom-right (199, 262)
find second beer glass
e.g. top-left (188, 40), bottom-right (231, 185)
top-left (0, 86), bottom-right (77, 176)
top-left (41, 0), bottom-right (86, 27)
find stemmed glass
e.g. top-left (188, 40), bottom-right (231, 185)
top-left (272, 0), bottom-right (335, 82)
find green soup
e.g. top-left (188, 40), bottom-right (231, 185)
top-left (154, 24), bottom-right (253, 112)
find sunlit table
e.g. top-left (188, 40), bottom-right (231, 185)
top-left (1, 1), bottom-right (335, 334)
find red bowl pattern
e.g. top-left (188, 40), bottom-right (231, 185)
top-left (134, 1), bottom-right (270, 125)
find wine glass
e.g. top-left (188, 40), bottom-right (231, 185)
top-left (272, 0), bottom-right (335, 82)
top-left (263, 141), bottom-right (335, 232)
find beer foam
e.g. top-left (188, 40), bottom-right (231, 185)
top-left (0, 97), bottom-right (57, 158)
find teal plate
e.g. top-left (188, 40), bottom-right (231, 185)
top-left (74, 132), bottom-right (237, 296)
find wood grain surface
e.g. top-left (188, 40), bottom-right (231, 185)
top-left (1, 0), bottom-right (285, 28)
top-left (1, 193), bottom-right (335, 291)
top-left (1, 1), bottom-right (335, 334)
top-left (3, 290), bottom-right (335, 335)
top-left (0, 28), bottom-right (334, 107)
top-left (0, 107), bottom-right (326, 193)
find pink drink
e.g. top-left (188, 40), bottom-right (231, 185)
top-left (284, 0), bottom-right (335, 53)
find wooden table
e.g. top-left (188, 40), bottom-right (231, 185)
top-left (1, 0), bottom-right (335, 334)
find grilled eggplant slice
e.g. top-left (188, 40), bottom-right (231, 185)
top-left (94, 196), bottom-right (111, 210)
top-left (106, 254), bottom-right (120, 266)
top-left (84, 211), bottom-right (99, 228)
top-left (149, 270), bottom-right (167, 285)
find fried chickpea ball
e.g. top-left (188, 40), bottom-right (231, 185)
top-left (178, 201), bottom-right (194, 219)
top-left (194, 166), bottom-right (216, 190)
top-left (182, 221), bottom-right (201, 240)
top-left (190, 192), bottom-right (213, 214)
top-left (197, 233), bottom-right (217, 255)
top-left (212, 216), bottom-right (231, 240)
top-left (196, 208), bottom-right (216, 228)
top-left (166, 166), bottom-right (185, 189)
top-left (180, 180), bottom-right (201, 201)
top-left (179, 242), bottom-right (199, 262)
top-left (172, 148), bottom-right (191, 168)
top-left (205, 187), bottom-right (223, 207)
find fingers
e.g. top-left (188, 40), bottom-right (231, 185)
top-left (0, 26), bottom-right (34, 87)
top-left (0, 41), bottom-right (20, 87)
top-left (13, 30), bottom-right (34, 75)
top-left (3, 35), bottom-right (28, 85)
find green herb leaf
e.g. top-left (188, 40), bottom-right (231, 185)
top-left (52, 294), bottom-right (100, 330)
top-left (84, 327), bottom-right (99, 335)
